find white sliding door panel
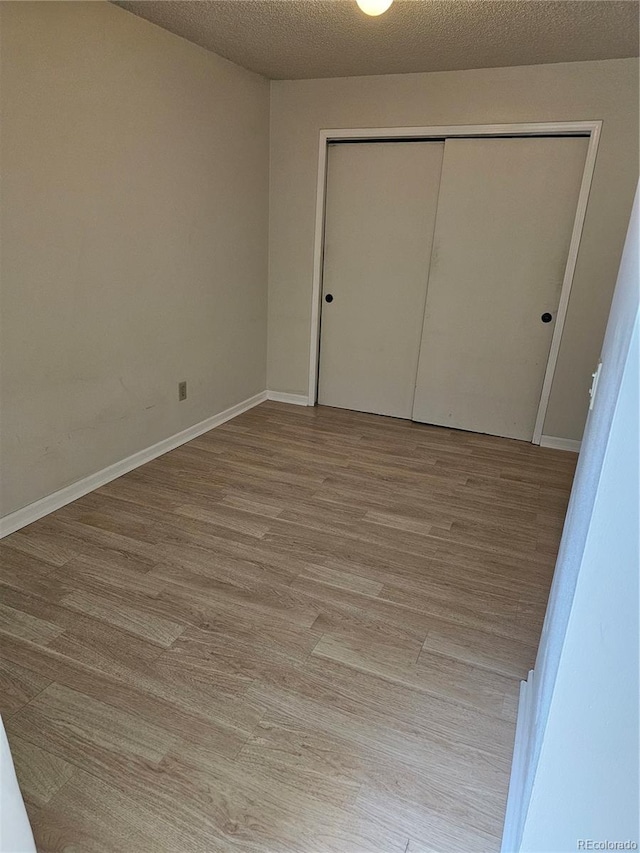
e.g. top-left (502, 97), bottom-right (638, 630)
top-left (412, 136), bottom-right (588, 440)
top-left (318, 142), bottom-right (444, 418)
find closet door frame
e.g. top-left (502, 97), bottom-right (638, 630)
top-left (307, 121), bottom-right (601, 445)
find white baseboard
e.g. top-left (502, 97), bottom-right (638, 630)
top-left (266, 391), bottom-right (310, 406)
top-left (0, 391), bottom-right (268, 539)
top-left (501, 669), bottom-right (536, 853)
top-left (540, 435), bottom-right (581, 453)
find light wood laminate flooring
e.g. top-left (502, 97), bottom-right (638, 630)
top-left (0, 402), bottom-right (576, 853)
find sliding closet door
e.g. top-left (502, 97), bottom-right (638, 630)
top-left (412, 136), bottom-right (588, 440)
top-left (318, 141), bottom-right (443, 418)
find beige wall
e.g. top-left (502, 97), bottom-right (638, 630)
top-left (267, 59), bottom-right (639, 440)
top-left (0, 2), bottom-right (270, 516)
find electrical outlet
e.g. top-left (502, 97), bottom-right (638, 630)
top-left (589, 362), bottom-right (602, 411)
top-left (178, 381), bottom-right (187, 402)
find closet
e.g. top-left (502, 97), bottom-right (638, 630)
top-left (317, 135), bottom-right (588, 441)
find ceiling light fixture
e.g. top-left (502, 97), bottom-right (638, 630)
top-left (356, 0), bottom-right (394, 16)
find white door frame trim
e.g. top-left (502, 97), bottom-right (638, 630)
top-left (307, 121), bottom-right (602, 444)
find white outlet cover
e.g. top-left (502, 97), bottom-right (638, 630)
top-left (589, 361), bottom-right (602, 410)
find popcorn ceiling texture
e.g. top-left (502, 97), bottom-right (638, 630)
top-left (114, 0), bottom-right (638, 80)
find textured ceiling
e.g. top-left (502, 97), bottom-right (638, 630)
top-left (113, 0), bottom-right (639, 81)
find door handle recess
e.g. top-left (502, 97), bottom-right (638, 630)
top-left (541, 312), bottom-right (553, 323)
top-left (325, 294), bottom-right (334, 303)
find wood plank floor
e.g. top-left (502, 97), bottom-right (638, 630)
top-left (0, 402), bottom-right (576, 853)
